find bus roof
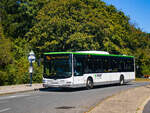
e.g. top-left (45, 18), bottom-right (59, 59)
top-left (44, 51), bottom-right (134, 58)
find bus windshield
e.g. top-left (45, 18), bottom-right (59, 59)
top-left (43, 54), bottom-right (72, 79)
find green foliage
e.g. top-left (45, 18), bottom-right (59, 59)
top-left (32, 64), bottom-right (43, 83)
top-left (0, 25), bottom-right (13, 85)
top-left (0, 24), bottom-right (13, 69)
top-left (0, 23), bottom-right (42, 85)
top-left (0, 24), bottom-right (3, 38)
top-left (0, 70), bottom-right (8, 85)
top-left (141, 65), bottom-right (150, 75)
top-left (0, 0), bottom-right (150, 85)
top-left (12, 38), bottom-right (30, 59)
top-left (66, 32), bottom-right (99, 51)
top-left (26, 0), bottom-right (133, 55)
top-left (26, 0), bottom-right (150, 76)
top-left (0, 0), bottom-right (48, 38)
top-left (0, 38), bottom-right (13, 66)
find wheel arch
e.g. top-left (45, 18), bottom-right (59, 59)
top-left (87, 76), bottom-right (94, 83)
top-left (119, 74), bottom-right (125, 85)
top-left (120, 74), bottom-right (124, 79)
top-left (86, 76), bottom-right (94, 89)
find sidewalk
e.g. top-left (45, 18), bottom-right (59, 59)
top-left (0, 83), bottom-right (43, 95)
top-left (88, 84), bottom-right (150, 113)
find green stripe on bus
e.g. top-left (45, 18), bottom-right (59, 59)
top-left (44, 52), bottom-right (72, 55)
top-left (73, 52), bottom-right (134, 58)
top-left (44, 52), bottom-right (134, 58)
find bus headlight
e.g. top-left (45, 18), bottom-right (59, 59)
top-left (43, 79), bottom-right (47, 83)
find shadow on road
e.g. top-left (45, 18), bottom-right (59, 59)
top-left (39, 83), bottom-right (133, 92)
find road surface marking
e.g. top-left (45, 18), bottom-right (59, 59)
top-left (0, 108), bottom-right (11, 113)
top-left (0, 101), bottom-right (8, 104)
top-left (26, 95), bottom-right (40, 100)
top-left (0, 94), bottom-right (30, 100)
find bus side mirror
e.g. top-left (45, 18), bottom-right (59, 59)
top-left (38, 58), bottom-right (44, 66)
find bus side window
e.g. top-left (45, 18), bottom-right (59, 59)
top-left (111, 58), bottom-right (119, 72)
top-left (84, 58), bottom-right (93, 73)
top-left (74, 57), bottom-right (83, 76)
top-left (102, 57), bottom-right (109, 72)
top-left (84, 62), bottom-right (89, 73)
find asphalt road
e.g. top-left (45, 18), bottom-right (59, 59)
top-left (0, 82), bottom-right (150, 113)
top-left (143, 100), bottom-right (150, 113)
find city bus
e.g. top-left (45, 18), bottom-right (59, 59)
top-left (43, 51), bottom-right (135, 89)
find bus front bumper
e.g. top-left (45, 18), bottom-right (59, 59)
top-left (43, 83), bottom-right (75, 88)
top-left (43, 83), bottom-right (85, 88)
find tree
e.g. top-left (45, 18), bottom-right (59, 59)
top-left (26, 0), bottom-right (125, 55)
top-left (26, 0), bottom-right (150, 76)
top-left (0, 0), bottom-right (48, 39)
top-left (0, 24), bottom-right (13, 85)
top-left (0, 0), bottom-right (150, 85)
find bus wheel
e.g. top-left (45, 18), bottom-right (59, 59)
top-left (86, 78), bottom-right (93, 89)
top-left (119, 75), bottom-right (124, 85)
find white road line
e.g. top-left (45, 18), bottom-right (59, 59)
top-left (0, 94), bottom-right (30, 100)
top-left (0, 101), bottom-right (8, 104)
top-left (0, 108), bottom-right (11, 113)
top-left (26, 95), bottom-right (40, 99)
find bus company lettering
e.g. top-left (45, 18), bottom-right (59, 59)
top-left (46, 56), bottom-right (69, 60)
top-left (95, 74), bottom-right (102, 79)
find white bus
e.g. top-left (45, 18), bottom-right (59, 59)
top-left (43, 51), bottom-right (135, 89)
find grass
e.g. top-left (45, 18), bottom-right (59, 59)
top-left (135, 78), bottom-right (150, 82)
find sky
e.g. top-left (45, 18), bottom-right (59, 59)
top-left (102, 0), bottom-right (150, 33)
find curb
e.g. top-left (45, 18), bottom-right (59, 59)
top-left (137, 96), bottom-right (150, 113)
top-left (0, 88), bottom-right (44, 96)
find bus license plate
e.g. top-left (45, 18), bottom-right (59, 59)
top-left (51, 82), bottom-right (58, 84)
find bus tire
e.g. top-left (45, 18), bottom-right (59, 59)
top-left (86, 77), bottom-right (93, 89)
top-left (119, 75), bottom-right (124, 85)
